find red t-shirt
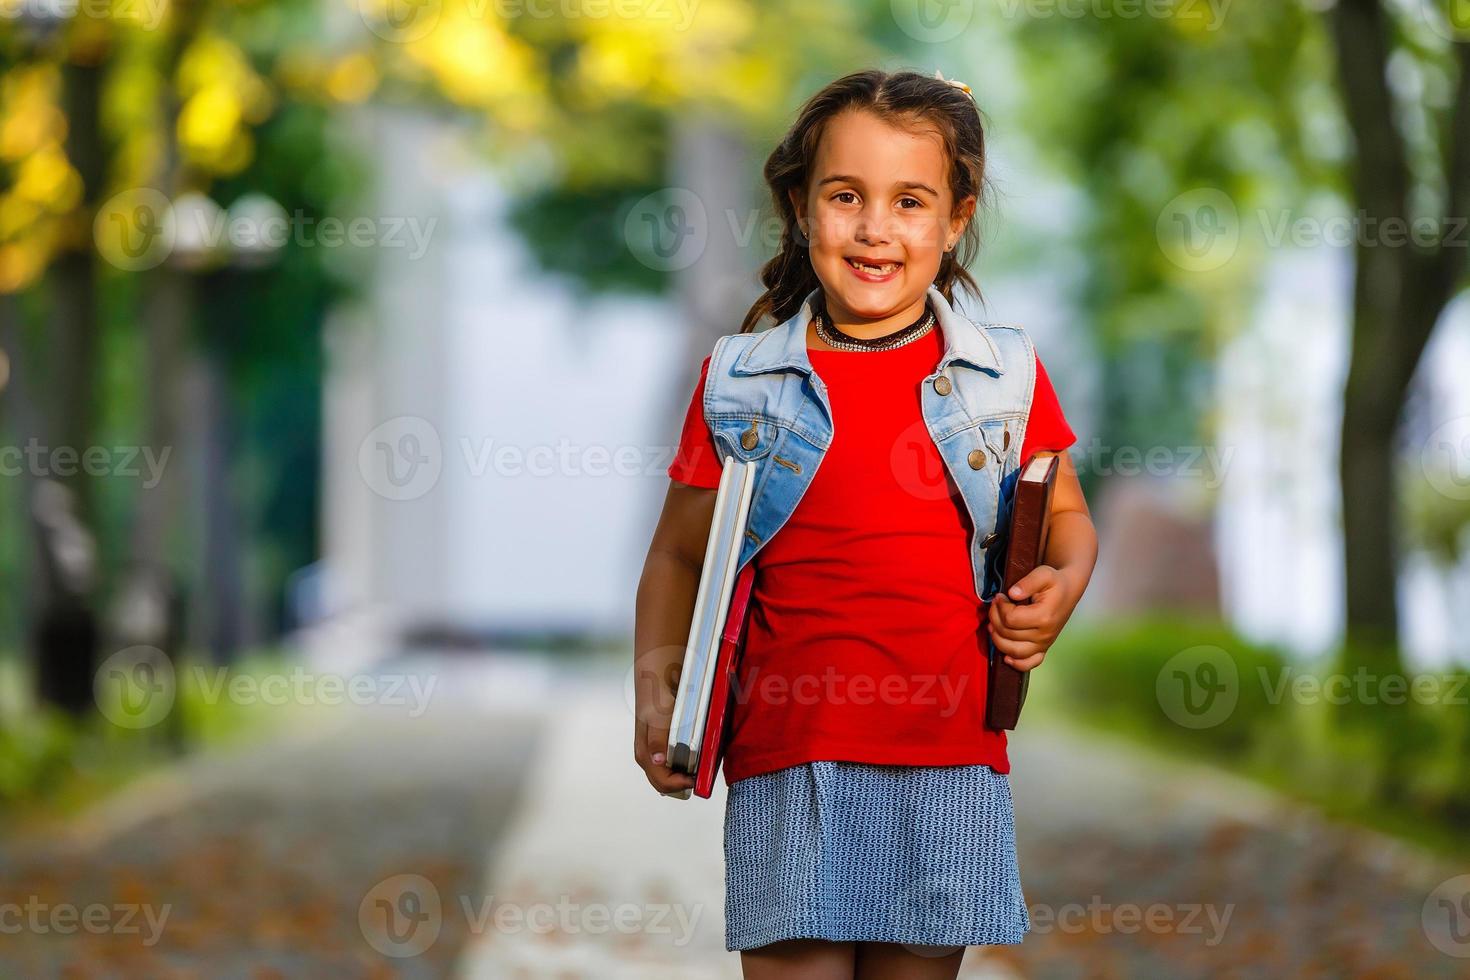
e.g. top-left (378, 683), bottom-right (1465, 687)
top-left (667, 325), bottom-right (1076, 782)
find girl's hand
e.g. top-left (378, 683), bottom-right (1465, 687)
top-left (987, 564), bottom-right (1080, 672)
top-left (632, 658), bottom-right (696, 797)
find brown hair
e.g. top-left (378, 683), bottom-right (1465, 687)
top-left (738, 68), bottom-right (993, 334)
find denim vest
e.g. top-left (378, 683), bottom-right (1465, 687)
top-left (703, 283), bottom-right (1037, 602)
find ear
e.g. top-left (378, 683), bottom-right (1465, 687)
top-left (949, 193), bottom-right (977, 241)
top-left (787, 187), bottom-right (807, 236)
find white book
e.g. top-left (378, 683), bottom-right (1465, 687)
top-left (665, 454), bottom-right (757, 795)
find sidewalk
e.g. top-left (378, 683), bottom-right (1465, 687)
top-left (456, 666), bottom-right (1468, 979)
top-left (0, 657), bottom-right (1460, 977)
top-left (453, 663), bottom-right (1025, 979)
top-left (0, 654), bottom-right (548, 977)
top-left (454, 661), bottom-right (734, 978)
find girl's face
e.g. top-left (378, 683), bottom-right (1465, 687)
top-left (789, 109), bottom-right (974, 328)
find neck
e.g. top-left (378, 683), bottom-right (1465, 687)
top-left (822, 294), bottom-right (929, 339)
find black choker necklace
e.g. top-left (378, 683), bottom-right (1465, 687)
top-left (813, 301), bottom-right (936, 352)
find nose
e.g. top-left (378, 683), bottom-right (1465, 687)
top-left (855, 204), bottom-right (897, 245)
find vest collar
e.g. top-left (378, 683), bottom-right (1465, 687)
top-left (731, 283), bottom-right (1005, 377)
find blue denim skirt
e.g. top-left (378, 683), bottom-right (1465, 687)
top-left (723, 760), bottom-right (1030, 952)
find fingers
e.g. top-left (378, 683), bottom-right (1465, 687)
top-left (646, 725), bottom-right (671, 766)
top-left (646, 767), bottom-right (695, 795)
top-left (990, 630), bottom-right (1046, 671)
top-left (1004, 565), bottom-right (1058, 602)
top-left (989, 591), bottom-right (1053, 636)
top-left (1003, 650), bottom-right (1046, 672)
top-left (633, 718), bottom-right (695, 795)
top-left (639, 747), bottom-right (696, 795)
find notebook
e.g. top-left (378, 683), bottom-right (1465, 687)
top-left (666, 454), bottom-right (757, 799)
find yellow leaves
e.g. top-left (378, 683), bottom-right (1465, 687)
top-left (175, 34), bottom-right (275, 175)
top-left (12, 147), bottom-right (83, 213)
top-left (273, 49), bottom-right (379, 104)
top-left (578, 31), bottom-right (663, 102)
top-left (179, 84), bottom-right (242, 153)
top-left (570, 0), bottom-right (756, 107)
top-left (404, 3), bottom-right (542, 108)
top-left (326, 53), bottom-right (379, 103)
top-left (0, 65), bottom-right (67, 163)
top-left (0, 238), bottom-right (54, 294)
top-left (0, 63), bottom-right (76, 292)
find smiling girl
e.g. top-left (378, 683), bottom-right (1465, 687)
top-left (634, 69), bottom-right (1098, 980)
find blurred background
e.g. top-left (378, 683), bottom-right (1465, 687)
top-left (2, 0), bottom-right (1470, 976)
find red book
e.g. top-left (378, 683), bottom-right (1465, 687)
top-left (666, 456), bottom-right (757, 799)
top-left (693, 560), bottom-right (756, 798)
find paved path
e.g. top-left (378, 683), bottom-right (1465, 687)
top-left (1005, 724), bottom-right (1466, 978)
top-left (459, 665), bottom-right (1469, 979)
top-left (1, 657), bottom-right (1464, 978)
top-left (0, 654), bottom-right (548, 978)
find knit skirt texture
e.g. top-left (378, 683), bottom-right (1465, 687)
top-left (723, 760), bottom-right (1030, 952)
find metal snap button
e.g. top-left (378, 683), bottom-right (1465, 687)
top-left (740, 422), bottom-right (759, 451)
top-left (982, 531), bottom-right (999, 548)
top-left (967, 448), bottom-right (986, 469)
top-left (933, 376), bottom-right (952, 396)
top-left (1003, 425), bottom-right (1011, 451)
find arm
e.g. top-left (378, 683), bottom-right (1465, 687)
top-left (633, 479), bottom-right (717, 794)
top-left (987, 448), bottom-right (1098, 671)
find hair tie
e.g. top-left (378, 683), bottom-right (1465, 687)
top-left (934, 68), bottom-right (973, 98)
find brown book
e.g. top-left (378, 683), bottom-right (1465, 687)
top-left (985, 453), bottom-right (1060, 730)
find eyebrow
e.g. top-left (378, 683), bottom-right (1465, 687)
top-left (815, 174), bottom-right (939, 197)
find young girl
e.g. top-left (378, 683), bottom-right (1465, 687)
top-left (634, 68), bottom-right (1097, 980)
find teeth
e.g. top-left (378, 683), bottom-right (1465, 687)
top-left (850, 259), bottom-right (898, 274)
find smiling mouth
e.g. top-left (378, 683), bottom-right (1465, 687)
top-left (845, 257), bottom-right (902, 275)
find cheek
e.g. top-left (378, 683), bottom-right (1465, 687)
top-left (810, 207), bottom-right (857, 246)
top-left (903, 216), bottom-right (949, 253)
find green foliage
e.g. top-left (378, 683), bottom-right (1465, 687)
top-left (1009, 2), bottom-right (1336, 454)
top-left (1402, 468), bottom-right (1470, 565)
top-left (1043, 615), bottom-right (1470, 857)
top-left (1041, 613), bottom-right (1291, 754)
top-left (508, 178), bottom-right (672, 299)
top-left (0, 649), bottom-right (293, 817)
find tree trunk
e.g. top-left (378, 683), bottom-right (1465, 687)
top-left (31, 59), bottom-right (106, 713)
top-left (1326, 0), bottom-right (1470, 671)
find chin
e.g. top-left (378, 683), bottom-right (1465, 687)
top-left (827, 277), bottom-right (918, 316)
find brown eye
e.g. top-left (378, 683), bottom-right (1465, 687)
top-left (835, 191), bottom-right (858, 204)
